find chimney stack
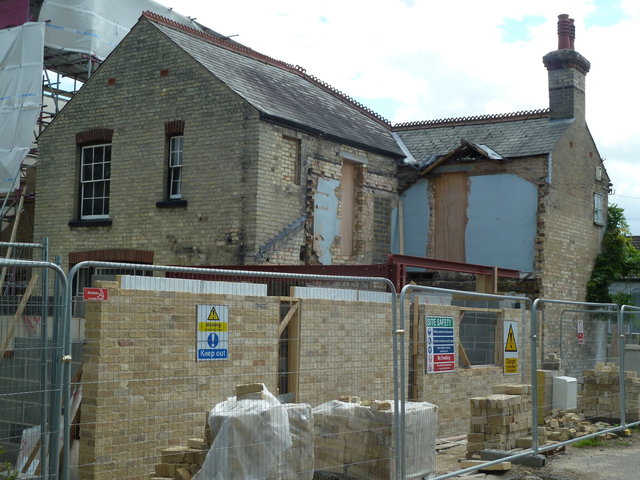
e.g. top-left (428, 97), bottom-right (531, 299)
top-left (543, 14), bottom-right (591, 121)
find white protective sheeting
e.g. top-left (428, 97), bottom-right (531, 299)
top-left (313, 399), bottom-right (438, 479)
top-left (38, 0), bottom-right (206, 61)
top-left (0, 22), bottom-right (44, 193)
top-left (195, 385), bottom-right (314, 480)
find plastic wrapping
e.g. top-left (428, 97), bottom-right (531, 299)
top-left (194, 385), bottom-right (313, 480)
top-left (38, 0), bottom-right (206, 61)
top-left (313, 400), bottom-right (438, 480)
top-left (0, 22), bottom-right (44, 193)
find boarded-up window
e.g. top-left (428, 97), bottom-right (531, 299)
top-left (433, 172), bottom-right (468, 262)
top-left (283, 136), bottom-right (302, 185)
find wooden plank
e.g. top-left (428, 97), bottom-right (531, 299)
top-left (279, 299), bottom-right (301, 403)
top-left (0, 191), bottom-right (25, 293)
top-left (459, 460), bottom-right (511, 472)
top-left (433, 172), bottom-right (468, 262)
top-left (0, 271), bottom-right (40, 357)
top-left (458, 340), bottom-right (471, 368)
top-left (278, 301), bottom-right (299, 337)
top-left (410, 299), bottom-right (420, 400)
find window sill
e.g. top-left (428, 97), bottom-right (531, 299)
top-left (156, 199), bottom-right (188, 209)
top-left (69, 219), bottom-right (112, 228)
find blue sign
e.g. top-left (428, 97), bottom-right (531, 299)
top-left (198, 349), bottom-right (228, 360)
top-left (207, 333), bottom-right (219, 348)
top-left (433, 344), bottom-right (454, 354)
top-left (432, 336), bottom-right (454, 345)
top-left (432, 328), bottom-right (453, 336)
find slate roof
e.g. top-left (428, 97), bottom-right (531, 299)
top-left (394, 110), bottom-right (573, 161)
top-left (144, 13), bottom-right (404, 158)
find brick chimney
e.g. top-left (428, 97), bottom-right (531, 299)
top-left (543, 14), bottom-right (591, 121)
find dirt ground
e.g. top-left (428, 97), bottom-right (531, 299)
top-left (436, 428), bottom-right (640, 479)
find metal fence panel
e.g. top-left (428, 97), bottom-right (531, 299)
top-left (0, 256), bottom-right (66, 480)
top-left (399, 285), bottom-right (532, 479)
top-left (64, 262), bottom-right (404, 480)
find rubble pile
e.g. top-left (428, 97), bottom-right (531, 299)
top-left (542, 409), bottom-right (608, 441)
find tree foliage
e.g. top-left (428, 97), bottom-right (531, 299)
top-left (587, 205), bottom-right (640, 304)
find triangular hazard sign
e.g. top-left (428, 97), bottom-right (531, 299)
top-left (505, 325), bottom-right (517, 352)
top-left (208, 307), bottom-right (220, 321)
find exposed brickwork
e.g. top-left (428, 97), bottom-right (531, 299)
top-left (34, 18), bottom-right (400, 271)
top-left (75, 128), bottom-right (113, 146)
top-left (372, 195), bottom-right (393, 263)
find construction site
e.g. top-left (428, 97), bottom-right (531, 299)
top-left (2, 1), bottom-right (640, 480)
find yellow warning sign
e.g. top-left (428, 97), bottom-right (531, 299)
top-left (505, 324), bottom-right (518, 352)
top-left (504, 358), bottom-right (518, 374)
top-left (208, 307), bottom-right (220, 321)
top-left (198, 322), bottom-right (228, 332)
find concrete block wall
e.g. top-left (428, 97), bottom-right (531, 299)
top-left (75, 276), bottom-right (400, 479)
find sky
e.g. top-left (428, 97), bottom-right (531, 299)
top-left (153, 0), bottom-right (640, 233)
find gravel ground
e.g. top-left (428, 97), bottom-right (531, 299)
top-left (436, 428), bottom-right (640, 480)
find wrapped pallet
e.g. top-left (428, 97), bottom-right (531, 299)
top-left (194, 384), bottom-right (314, 480)
top-left (313, 399), bottom-right (438, 479)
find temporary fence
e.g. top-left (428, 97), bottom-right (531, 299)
top-left (398, 284), bottom-right (532, 479)
top-left (0, 256), bottom-right (67, 480)
top-left (4, 254), bottom-right (640, 479)
top-left (63, 261), bottom-right (404, 480)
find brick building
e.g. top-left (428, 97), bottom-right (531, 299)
top-left (391, 14), bottom-right (608, 301)
top-left (34, 12), bottom-right (403, 275)
top-left (33, 13), bottom-right (608, 302)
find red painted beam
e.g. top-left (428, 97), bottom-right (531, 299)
top-left (386, 254), bottom-right (521, 279)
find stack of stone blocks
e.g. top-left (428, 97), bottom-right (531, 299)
top-left (467, 384), bottom-right (535, 455)
top-left (313, 396), bottom-right (438, 479)
top-left (150, 384), bottom-right (314, 480)
top-left (580, 362), bottom-right (640, 422)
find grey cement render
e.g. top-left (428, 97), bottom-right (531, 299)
top-left (313, 178), bottom-right (340, 265)
top-left (391, 180), bottom-right (429, 257)
top-left (465, 174), bottom-right (537, 272)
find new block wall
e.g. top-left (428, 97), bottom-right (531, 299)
top-left (296, 297), bottom-right (395, 405)
top-left (76, 277), bottom-right (400, 480)
top-left (78, 280), bottom-right (281, 480)
top-left (413, 304), bottom-right (529, 436)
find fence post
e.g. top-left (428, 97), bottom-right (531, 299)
top-left (40, 238), bottom-right (50, 478)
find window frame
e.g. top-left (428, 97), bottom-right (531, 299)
top-left (168, 135), bottom-right (184, 200)
top-left (594, 192), bottom-right (605, 226)
top-left (79, 143), bottom-right (111, 220)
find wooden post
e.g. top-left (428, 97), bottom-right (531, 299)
top-left (0, 191), bottom-right (25, 294)
top-left (0, 271), bottom-right (40, 358)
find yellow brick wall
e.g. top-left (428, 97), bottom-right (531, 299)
top-left (78, 280), bottom-right (281, 480)
top-left (296, 298), bottom-right (395, 405)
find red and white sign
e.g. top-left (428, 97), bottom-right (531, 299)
top-left (83, 287), bottom-right (109, 301)
top-left (433, 362), bottom-right (456, 372)
top-left (577, 320), bottom-right (584, 345)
